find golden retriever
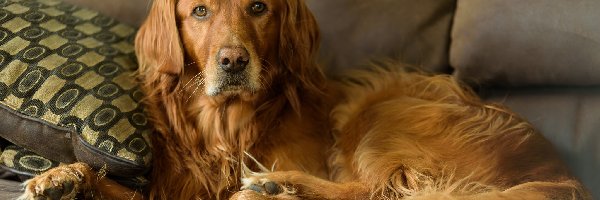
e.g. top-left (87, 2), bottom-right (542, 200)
top-left (21, 0), bottom-right (590, 199)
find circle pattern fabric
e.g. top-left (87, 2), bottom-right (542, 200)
top-left (0, 0), bottom-right (152, 176)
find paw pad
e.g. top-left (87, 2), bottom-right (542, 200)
top-left (244, 181), bottom-right (283, 195)
top-left (31, 180), bottom-right (76, 200)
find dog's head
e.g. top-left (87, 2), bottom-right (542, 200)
top-left (136, 0), bottom-right (321, 100)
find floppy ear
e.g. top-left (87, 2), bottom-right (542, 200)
top-left (279, 0), bottom-right (323, 89)
top-left (135, 0), bottom-right (184, 76)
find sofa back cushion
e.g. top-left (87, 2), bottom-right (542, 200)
top-left (62, 0), bottom-right (458, 74)
top-left (61, 0), bottom-right (149, 27)
top-left (451, 0), bottom-right (600, 86)
top-left (305, 0), bottom-right (456, 74)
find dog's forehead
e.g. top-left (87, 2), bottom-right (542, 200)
top-left (175, 0), bottom-right (286, 22)
top-left (176, 0), bottom-right (282, 8)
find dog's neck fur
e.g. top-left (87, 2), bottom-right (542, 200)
top-left (146, 74), bottom-right (330, 199)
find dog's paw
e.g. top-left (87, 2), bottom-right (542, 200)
top-left (19, 163), bottom-right (90, 200)
top-left (241, 176), bottom-right (285, 196)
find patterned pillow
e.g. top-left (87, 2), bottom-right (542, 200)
top-left (0, 145), bottom-right (60, 176)
top-left (0, 145), bottom-right (149, 188)
top-left (0, 0), bottom-right (152, 178)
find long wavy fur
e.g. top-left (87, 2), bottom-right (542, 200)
top-left (134, 0), bottom-right (326, 199)
top-left (134, 0), bottom-right (590, 199)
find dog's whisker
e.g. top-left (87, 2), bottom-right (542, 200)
top-left (179, 72), bottom-right (204, 94)
top-left (177, 60), bottom-right (206, 94)
top-left (258, 58), bottom-right (273, 90)
top-left (181, 77), bottom-right (206, 103)
top-left (183, 78), bottom-right (205, 94)
top-left (185, 61), bottom-right (198, 67)
top-left (185, 83), bottom-right (203, 103)
top-left (258, 76), bottom-right (267, 91)
top-left (259, 57), bottom-right (275, 69)
top-left (189, 73), bottom-right (205, 85)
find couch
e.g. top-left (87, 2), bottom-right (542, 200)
top-left (1, 0), bottom-right (597, 198)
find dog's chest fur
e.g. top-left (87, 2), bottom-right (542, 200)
top-left (153, 93), bottom-right (332, 199)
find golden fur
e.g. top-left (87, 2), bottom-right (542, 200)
top-left (21, 0), bottom-right (590, 199)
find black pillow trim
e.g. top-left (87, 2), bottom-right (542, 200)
top-left (0, 103), bottom-right (149, 178)
top-left (74, 136), bottom-right (149, 177)
top-left (0, 164), bottom-right (35, 177)
top-left (0, 103), bottom-right (76, 163)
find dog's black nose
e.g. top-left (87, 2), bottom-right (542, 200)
top-left (217, 47), bottom-right (249, 74)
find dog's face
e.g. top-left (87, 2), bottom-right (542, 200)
top-left (136, 0), bottom-right (320, 101)
top-left (176, 0), bottom-right (281, 97)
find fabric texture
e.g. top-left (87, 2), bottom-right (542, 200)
top-left (0, 145), bottom-right (60, 176)
top-left (0, 179), bottom-right (22, 199)
top-left (306, 0), bottom-right (455, 74)
top-left (0, 144), bottom-right (149, 188)
top-left (451, 0), bottom-right (600, 86)
top-left (0, 0), bottom-right (151, 177)
top-left (61, 0), bottom-right (149, 27)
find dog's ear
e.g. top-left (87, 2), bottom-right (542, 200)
top-left (135, 0), bottom-right (184, 76)
top-left (279, 0), bottom-right (322, 89)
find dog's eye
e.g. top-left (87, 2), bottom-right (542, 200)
top-left (249, 2), bottom-right (267, 15)
top-left (192, 6), bottom-right (208, 18)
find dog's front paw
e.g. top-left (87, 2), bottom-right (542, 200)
top-left (19, 163), bottom-right (91, 200)
top-left (240, 171), bottom-right (307, 198)
top-left (241, 177), bottom-right (284, 195)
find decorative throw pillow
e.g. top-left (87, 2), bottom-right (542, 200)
top-left (0, 144), bottom-right (148, 188)
top-left (0, 145), bottom-right (60, 176)
top-left (0, 0), bottom-right (152, 178)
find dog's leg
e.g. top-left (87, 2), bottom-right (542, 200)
top-left (231, 171), bottom-right (590, 200)
top-left (231, 171), bottom-right (370, 200)
top-left (19, 162), bottom-right (142, 200)
top-left (405, 180), bottom-right (589, 200)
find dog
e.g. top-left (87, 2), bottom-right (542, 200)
top-left (21, 0), bottom-right (590, 199)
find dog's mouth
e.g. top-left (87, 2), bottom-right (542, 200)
top-left (205, 69), bottom-right (258, 97)
top-left (205, 67), bottom-right (259, 97)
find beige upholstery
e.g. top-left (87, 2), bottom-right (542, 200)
top-left (62, 0), bottom-right (150, 27)
top-left (306, 0), bottom-right (455, 74)
top-left (451, 0), bottom-right (600, 86)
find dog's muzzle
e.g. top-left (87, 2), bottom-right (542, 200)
top-left (206, 46), bottom-right (254, 96)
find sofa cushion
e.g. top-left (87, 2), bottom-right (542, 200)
top-left (451, 0), bottom-right (600, 86)
top-left (306, 0), bottom-right (455, 74)
top-left (61, 0), bottom-right (149, 27)
top-left (0, 0), bottom-right (152, 177)
top-left (0, 179), bottom-right (21, 199)
top-left (483, 88), bottom-right (600, 198)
